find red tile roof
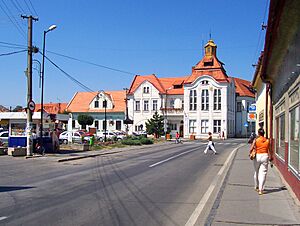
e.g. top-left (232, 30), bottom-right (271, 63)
top-left (128, 74), bottom-right (188, 95)
top-left (66, 90), bottom-right (126, 113)
top-left (35, 103), bottom-right (68, 114)
top-left (185, 55), bottom-right (229, 84)
top-left (233, 77), bottom-right (255, 97)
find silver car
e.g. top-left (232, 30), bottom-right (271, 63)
top-left (0, 131), bottom-right (9, 145)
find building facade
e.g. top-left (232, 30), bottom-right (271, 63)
top-left (127, 40), bottom-right (254, 139)
top-left (252, 0), bottom-right (300, 200)
top-left (66, 90), bottom-right (127, 133)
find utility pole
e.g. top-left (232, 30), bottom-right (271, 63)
top-left (22, 15), bottom-right (38, 156)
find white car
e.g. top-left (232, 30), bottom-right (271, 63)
top-left (0, 131), bottom-right (8, 144)
top-left (96, 131), bottom-right (117, 142)
top-left (59, 131), bottom-right (84, 144)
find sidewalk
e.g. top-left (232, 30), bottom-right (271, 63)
top-left (209, 145), bottom-right (300, 225)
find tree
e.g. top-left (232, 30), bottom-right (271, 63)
top-left (145, 111), bottom-right (164, 138)
top-left (77, 114), bottom-right (94, 130)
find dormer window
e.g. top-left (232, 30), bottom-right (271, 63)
top-left (173, 84), bottom-right (182, 89)
top-left (202, 80), bottom-right (209, 85)
top-left (143, 87), bottom-right (150, 94)
top-left (94, 100), bottom-right (99, 108)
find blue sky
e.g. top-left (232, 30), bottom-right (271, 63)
top-left (0, 0), bottom-right (269, 108)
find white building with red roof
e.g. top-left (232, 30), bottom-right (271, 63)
top-left (127, 39), bottom-right (255, 139)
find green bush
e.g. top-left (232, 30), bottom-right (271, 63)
top-left (121, 139), bottom-right (141, 145)
top-left (140, 138), bottom-right (154, 145)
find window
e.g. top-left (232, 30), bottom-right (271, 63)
top-left (201, 89), bottom-right (209, 111)
top-left (94, 100), bottom-right (99, 108)
top-left (237, 102), bottom-right (242, 112)
top-left (102, 100), bottom-right (107, 108)
top-left (143, 87), bottom-right (149, 93)
top-left (95, 120), bottom-right (99, 129)
top-left (152, 100), bottom-right (158, 111)
top-left (144, 100), bottom-right (149, 111)
top-left (135, 100), bottom-right (140, 111)
top-left (170, 99), bottom-right (175, 108)
top-left (168, 123), bottom-right (177, 131)
top-left (213, 89), bottom-right (221, 110)
top-left (116, 121), bottom-right (122, 131)
top-left (201, 120), bottom-right (209, 134)
top-left (189, 90), bottom-right (197, 111)
top-left (276, 114), bottom-right (285, 159)
top-left (289, 106), bottom-right (299, 173)
top-left (189, 120), bottom-right (196, 134)
top-left (103, 120), bottom-right (107, 130)
top-left (201, 80), bottom-right (209, 85)
top-left (213, 120), bottom-right (221, 133)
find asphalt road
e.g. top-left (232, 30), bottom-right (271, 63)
top-left (0, 139), bottom-right (245, 226)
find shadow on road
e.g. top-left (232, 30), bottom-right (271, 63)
top-left (0, 186), bottom-right (35, 192)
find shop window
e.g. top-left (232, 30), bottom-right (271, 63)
top-left (289, 106), bottom-right (299, 173)
top-left (189, 120), bottom-right (196, 134)
top-left (276, 114), bottom-right (285, 159)
top-left (213, 120), bottom-right (221, 134)
top-left (10, 123), bottom-right (26, 136)
top-left (201, 120), bottom-right (209, 134)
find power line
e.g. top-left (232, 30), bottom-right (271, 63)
top-left (0, 41), bottom-right (27, 48)
top-left (41, 52), bottom-right (94, 92)
top-left (0, 0), bottom-right (26, 39)
top-left (11, 0), bottom-right (23, 14)
top-left (23, 0), bottom-right (33, 15)
top-left (47, 50), bottom-right (136, 75)
top-left (27, 0), bottom-right (38, 16)
top-left (0, 49), bottom-right (27, 56)
top-left (14, 0), bottom-right (26, 13)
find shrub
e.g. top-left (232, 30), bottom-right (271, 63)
top-left (140, 138), bottom-right (154, 145)
top-left (121, 139), bottom-right (141, 145)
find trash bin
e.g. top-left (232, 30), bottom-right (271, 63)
top-left (166, 134), bottom-right (171, 140)
top-left (190, 135), bottom-right (196, 140)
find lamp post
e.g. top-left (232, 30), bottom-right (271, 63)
top-left (40, 24), bottom-right (57, 151)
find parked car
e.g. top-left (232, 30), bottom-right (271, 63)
top-left (132, 131), bottom-right (147, 137)
top-left (96, 131), bottom-right (117, 142)
top-left (0, 131), bottom-right (8, 145)
top-left (59, 131), bottom-right (84, 144)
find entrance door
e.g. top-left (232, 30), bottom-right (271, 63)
top-left (180, 125), bottom-right (183, 137)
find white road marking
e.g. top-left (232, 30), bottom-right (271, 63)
top-left (149, 148), bottom-right (199, 168)
top-left (0, 216), bottom-right (8, 221)
top-left (185, 145), bottom-right (243, 226)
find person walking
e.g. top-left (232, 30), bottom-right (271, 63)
top-left (249, 128), bottom-right (272, 195)
top-left (204, 132), bottom-right (217, 154)
top-left (175, 132), bottom-right (180, 144)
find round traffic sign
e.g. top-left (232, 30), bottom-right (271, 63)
top-left (28, 100), bottom-right (35, 112)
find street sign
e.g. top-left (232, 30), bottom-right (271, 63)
top-left (248, 104), bottom-right (256, 112)
top-left (248, 113), bottom-right (256, 122)
top-left (244, 122), bottom-right (249, 127)
top-left (28, 100), bottom-right (35, 112)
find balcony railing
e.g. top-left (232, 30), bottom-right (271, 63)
top-left (160, 107), bottom-right (183, 115)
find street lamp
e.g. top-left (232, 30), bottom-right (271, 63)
top-left (40, 24), bottom-right (57, 151)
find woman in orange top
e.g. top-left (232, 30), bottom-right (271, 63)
top-left (249, 128), bottom-right (272, 195)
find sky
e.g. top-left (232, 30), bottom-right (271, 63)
top-left (0, 0), bottom-right (269, 109)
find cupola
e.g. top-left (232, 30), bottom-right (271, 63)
top-left (204, 39), bottom-right (217, 57)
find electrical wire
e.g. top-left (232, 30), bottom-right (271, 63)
top-left (0, 41), bottom-right (27, 48)
top-left (11, 0), bottom-right (23, 14)
top-left (23, 0), bottom-right (33, 15)
top-left (27, 0), bottom-right (38, 16)
top-left (14, 0), bottom-right (26, 14)
top-left (40, 52), bottom-right (95, 92)
top-left (47, 50), bottom-right (136, 75)
top-left (0, 0), bottom-right (26, 39)
top-left (0, 49), bottom-right (27, 56)
top-left (252, 0), bottom-right (270, 64)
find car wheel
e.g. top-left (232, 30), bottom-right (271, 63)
top-left (98, 137), bottom-right (103, 142)
top-left (63, 139), bottom-right (68, 144)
